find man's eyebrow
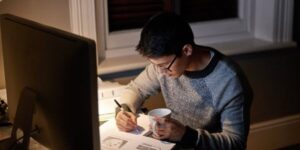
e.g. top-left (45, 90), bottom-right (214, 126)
top-left (158, 62), bottom-right (169, 66)
top-left (148, 59), bottom-right (168, 66)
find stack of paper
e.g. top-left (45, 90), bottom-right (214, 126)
top-left (98, 78), bottom-right (127, 122)
top-left (100, 114), bottom-right (175, 150)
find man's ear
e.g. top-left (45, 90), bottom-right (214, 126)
top-left (182, 44), bottom-right (193, 56)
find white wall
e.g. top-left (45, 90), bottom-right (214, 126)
top-left (0, 0), bottom-right (71, 88)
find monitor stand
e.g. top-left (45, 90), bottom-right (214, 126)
top-left (2, 87), bottom-right (37, 150)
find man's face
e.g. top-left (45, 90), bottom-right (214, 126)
top-left (148, 55), bottom-right (187, 78)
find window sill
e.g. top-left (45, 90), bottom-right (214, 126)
top-left (97, 38), bottom-right (297, 75)
top-left (98, 55), bottom-right (148, 75)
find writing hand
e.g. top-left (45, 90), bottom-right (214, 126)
top-left (116, 111), bottom-right (137, 132)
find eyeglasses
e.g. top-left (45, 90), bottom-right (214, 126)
top-left (161, 55), bottom-right (177, 72)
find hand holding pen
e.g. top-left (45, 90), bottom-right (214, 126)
top-left (114, 99), bottom-right (139, 133)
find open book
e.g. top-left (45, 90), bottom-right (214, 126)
top-left (99, 114), bottom-right (175, 150)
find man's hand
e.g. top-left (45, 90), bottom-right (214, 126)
top-left (152, 117), bottom-right (186, 142)
top-left (115, 111), bottom-right (137, 132)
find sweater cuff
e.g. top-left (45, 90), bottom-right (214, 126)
top-left (179, 126), bottom-right (198, 147)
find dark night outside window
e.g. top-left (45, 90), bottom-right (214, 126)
top-left (108, 0), bottom-right (238, 32)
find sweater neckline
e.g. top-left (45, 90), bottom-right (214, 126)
top-left (184, 49), bottom-right (221, 78)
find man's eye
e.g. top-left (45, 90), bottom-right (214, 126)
top-left (158, 64), bottom-right (168, 68)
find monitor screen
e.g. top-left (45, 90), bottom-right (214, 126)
top-left (1, 14), bottom-right (100, 150)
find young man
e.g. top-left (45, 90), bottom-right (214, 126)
top-left (115, 12), bottom-right (252, 149)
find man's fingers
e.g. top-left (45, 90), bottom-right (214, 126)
top-left (120, 115), bottom-right (136, 127)
top-left (152, 129), bottom-right (170, 140)
top-left (116, 111), bottom-right (137, 131)
top-left (153, 120), bottom-right (172, 140)
top-left (123, 112), bottom-right (137, 126)
top-left (127, 112), bottom-right (138, 124)
top-left (121, 111), bottom-right (137, 124)
top-left (116, 121), bottom-right (135, 132)
top-left (116, 117), bottom-right (137, 132)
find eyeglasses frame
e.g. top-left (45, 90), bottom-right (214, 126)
top-left (164, 55), bottom-right (177, 72)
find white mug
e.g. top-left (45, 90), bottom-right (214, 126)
top-left (148, 108), bottom-right (171, 136)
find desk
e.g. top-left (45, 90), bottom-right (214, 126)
top-left (1, 121), bottom-right (184, 150)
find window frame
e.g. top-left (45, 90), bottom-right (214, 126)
top-left (69, 0), bottom-right (295, 73)
top-left (103, 0), bottom-right (252, 57)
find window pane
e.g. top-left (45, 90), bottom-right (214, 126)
top-left (108, 0), bottom-right (165, 32)
top-left (180, 0), bottom-right (238, 22)
top-left (107, 0), bottom-right (238, 32)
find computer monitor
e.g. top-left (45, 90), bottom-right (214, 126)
top-left (0, 14), bottom-right (100, 150)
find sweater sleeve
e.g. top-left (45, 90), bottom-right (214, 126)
top-left (180, 87), bottom-right (251, 150)
top-left (119, 64), bottom-right (161, 113)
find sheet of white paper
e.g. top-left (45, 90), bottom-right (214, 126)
top-left (99, 114), bottom-right (175, 150)
top-left (98, 97), bottom-right (120, 115)
top-left (98, 79), bottom-right (126, 115)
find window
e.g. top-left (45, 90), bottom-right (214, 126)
top-left (107, 0), bottom-right (165, 32)
top-left (180, 0), bottom-right (238, 23)
top-left (69, 0), bottom-right (295, 74)
top-left (102, 0), bottom-right (246, 58)
top-left (107, 0), bottom-right (238, 32)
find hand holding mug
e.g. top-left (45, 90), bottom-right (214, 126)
top-left (148, 108), bottom-right (171, 136)
top-left (148, 108), bottom-right (186, 142)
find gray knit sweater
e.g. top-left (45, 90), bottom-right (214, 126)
top-left (120, 49), bottom-right (252, 149)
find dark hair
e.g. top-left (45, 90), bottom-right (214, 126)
top-left (136, 12), bottom-right (194, 57)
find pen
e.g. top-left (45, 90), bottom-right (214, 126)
top-left (114, 99), bottom-right (140, 134)
top-left (114, 99), bottom-right (123, 110)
